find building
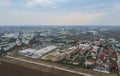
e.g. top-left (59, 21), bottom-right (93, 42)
top-left (79, 44), bottom-right (90, 50)
top-left (36, 46), bottom-right (57, 57)
top-left (18, 46), bottom-right (57, 59)
top-left (16, 39), bottom-right (22, 46)
top-left (93, 64), bottom-right (110, 73)
top-left (22, 38), bottom-right (30, 45)
top-left (85, 59), bottom-right (95, 66)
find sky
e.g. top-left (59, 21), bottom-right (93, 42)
top-left (0, 0), bottom-right (120, 25)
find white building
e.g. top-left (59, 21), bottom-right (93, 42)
top-left (36, 46), bottom-right (57, 56)
top-left (16, 39), bottom-right (22, 46)
top-left (79, 44), bottom-right (90, 50)
top-left (3, 42), bottom-right (16, 51)
top-left (88, 30), bottom-right (98, 35)
top-left (2, 33), bottom-right (19, 38)
top-left (18, 46), bottom-right (57, 59)
top-left (22, 38), bottom-right (30, 45)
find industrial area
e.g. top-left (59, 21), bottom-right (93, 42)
top-left (0, 26), bottom-right (120, 76)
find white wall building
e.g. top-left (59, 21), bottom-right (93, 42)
top-left (22, 38), bottom-right (30, 45)
top-left (18, 46), bottom-right (57, 59)
top-left (79, 44), bottom-right (90, 50)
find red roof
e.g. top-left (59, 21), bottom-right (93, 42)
top-left (75, 48), bottom-right (79, 51)
top-left (88, 59), bottom-right (95, 62)
top-left (73, 48), bottom-right (79, 52)
top-left (99, 55), bottom-right (104, 61)
top-left (104, 49), bottom-right (109, 54)
top-left (112, 63), bottom-right (118, 68)
top-left (112, 55), bottom-right (116, 58)
top-left (94, 41), bottom-right (101, 45)
top-left (69, 51), bottom-right (74, 55)
top-left (110, 50), bottom-right (115, 54)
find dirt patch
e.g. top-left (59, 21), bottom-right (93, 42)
top-left (0, 62), bottom-right (58, 76)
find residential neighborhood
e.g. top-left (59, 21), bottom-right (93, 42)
top-left (0, 26), bottom-right (120, 76)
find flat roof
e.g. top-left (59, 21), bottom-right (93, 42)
top-left (19, 46), bottom-right (57, 58)
top-left (37, 46), bottom-right (57, 54)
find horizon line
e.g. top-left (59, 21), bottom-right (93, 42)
top-left (0, 25), bottom-right (120, 26)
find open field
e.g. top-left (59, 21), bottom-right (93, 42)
top-left (0, 56), bottom-right (118, 76)
top-left (1, 56), bottom-right (85, 76)
top-left (0, 61), bottom-right (58, 76)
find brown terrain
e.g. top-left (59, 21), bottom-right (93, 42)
top-left (0, 62), bottom-right (58, 76)
top-left (0, 57), bottom-right (118, 76)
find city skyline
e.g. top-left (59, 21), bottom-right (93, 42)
top-left (0, 0), bottom-right (120, 25)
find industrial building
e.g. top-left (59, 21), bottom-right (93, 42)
top-left (36, 46), bottom-right (57, 57)
top-left (18, 49), bottom-right (37, 58)
top-left (18, 46), bottom-right (57, 59)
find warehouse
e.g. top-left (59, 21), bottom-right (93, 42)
top-left (18, 49), bottom-right (37, 58)
top-left (36, 46), bottom-right (57, 57)
top-left (18, 46), bottom-right (57, 59)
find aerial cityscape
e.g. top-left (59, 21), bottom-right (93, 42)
top-left (0, 26), bottom-right (120, 76)
top-left (0, 0), bottom-right (120, 76)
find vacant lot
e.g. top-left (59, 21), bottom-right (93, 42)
top-left (1, 56), bottom-right (118, 76)
top-left (0, 62), bottom-right (58, 76)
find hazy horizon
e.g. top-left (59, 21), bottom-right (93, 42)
top-left (0, 0), bottom-right (120, 25)
top-left (0, 25), bottom-right (120, 27)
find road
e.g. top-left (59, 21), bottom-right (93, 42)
top-left (5, 55), bottom-right (92, 76)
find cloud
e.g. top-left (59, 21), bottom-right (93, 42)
top-left (95, 13), bottom-right (120, 25)
top-left (26, 0), bottom-right (57, 7)
top-left (47, 12), bottom-right (104, 25)
top-left (0, 0), bottom-right (120, 25)
top-left (115, 3), bottom-right (120, 11)
top-left (0, 10), bottom-right (104, 25)
top-left (0, 0), bottom-right (12, 7)
top-left (94, 3), bottom-right (120, 25)
top-left (26, 2), bottom-right (34, 7)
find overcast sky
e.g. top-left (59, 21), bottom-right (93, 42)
top-left (0, 0), bottom-right (120, 25)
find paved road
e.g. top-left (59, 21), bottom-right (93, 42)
top-left (5, 55), bottom-right (92, 76)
